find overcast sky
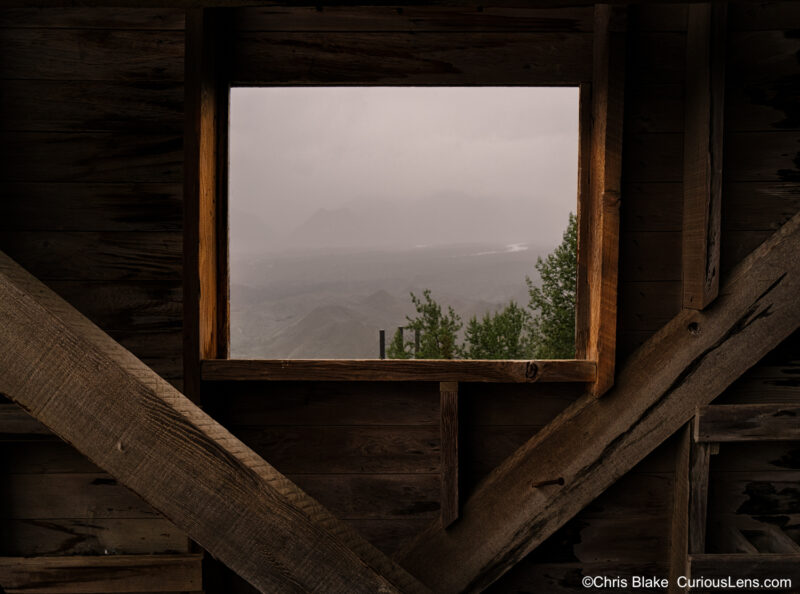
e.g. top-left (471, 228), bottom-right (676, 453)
top-left (229, 86), bottom-right (579, 254)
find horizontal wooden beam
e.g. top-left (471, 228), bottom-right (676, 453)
top-left (695, 404), bottom-right (800, 442)
top-left (689, 554), bottom-right (800, 584)
top-left (0, 554), bottom-right (202, 594)
top-left (0, 1), bottom-right (751, 8)
top-left (0, 250), bottom-right (429, 594)
top-left (396, 212), bottom-right (800, 592)
top-left (200, 359), bottom-right (596, 383)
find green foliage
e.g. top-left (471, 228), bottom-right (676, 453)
top-left (526, 212), bottom-right (577, 358)
top-left (387, 212), bottom-right (577, 360)
top-left (389, 289), bottom-right (462, 359)
top-left (462, 301), bottom-right (532, 359)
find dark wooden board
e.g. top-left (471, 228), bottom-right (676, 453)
top-left (0, 7), bottom-right (185, 29)
top-left (0, 183), bottom-right (182, 232)
top-left (202, 359), bottom-right (597, 383)
top-left (696, 404), bottom-right (800, 442)
top-left (0, 232), bottom-right (182, 281)
top-left (621, 232), bottom-right (682, 282)
top-left (1, 473), bottom-right (161, 520)
top-left (0, 554), bottom-right (202, 593)
top-left (0, 81), bottom-right (183, 133)
top-left (0, 518), bottom-right (190, 557)
top-left (0, 28), bottom-right (184, 81)
top-left (689, 553), bottom-right (800, 585)
top-left (620, 182), bottom-right (682, 232)
top-left (0, 132), bottom-right (182, 184)
top-left (233, 5), bottom-right (593, 32)
top-left (619, 281), bottom-right (682, 332)
top-left (232, 31), bottom-right (593, 85)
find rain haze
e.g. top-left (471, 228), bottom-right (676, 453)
top-left (229, 86), bottom-right (579, 358)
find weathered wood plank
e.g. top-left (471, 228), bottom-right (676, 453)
top-left (232, 31), bottom-right (593, 85)
top-left (688, 440), bottom-right (711, 554)
top-left (1, 473), bottom-right (162, 520)
top-left (695, 404), bottom-right (800, 442)
top-left (0, 81), bottom-right (183, 133)
top-left (710, 524), bottom-right (758, 555)
top-left (440, 382), bottom-right (459, 527)
top-left (668, 425), bottom-right (690, 594)
top-left (231, 426), bottom-right (441, 474)
top-left (682, 3), bottom-right (726, 310)
top-left (0, 232), bottom-right (182, 281)
top-left (233, 5), bottom-right (593, 32)
top-left (743, 524), bottom-right (800, 554)
top-left (0, 7), bottom-right (185, 29)
top-left (723, 183), bottom-right (800, 232)
top-left (575, 82), bottom-right (592, 360)
top-left (396, 212), bottom-right (800, 592)
top-left (0, 554), bottom-right (202, 594)
top-left (0, 184), bottom-right (182, 232)
top-left (582, 4), bottom-right (624, 398)
top-left (619, 281), bottom-right (682, 332)
top-left (0, 29), bottom-right (184, 81)
top-left (201, 359), bottom-right (597, 383)
top-left (0, 133), bottom-right (182, 184)
top-left (0, 518), bottom-right (190, 557)
top-left (0, 251), bottom-right (429, 593)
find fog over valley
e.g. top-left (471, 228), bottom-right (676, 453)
top-left (229, 87), bottom-right (578, 358)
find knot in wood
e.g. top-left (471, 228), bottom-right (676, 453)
top-left (525, 361), bottom-right (539, 381)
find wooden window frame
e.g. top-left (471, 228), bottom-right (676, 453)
top-left (185, 6), bottom-right (623, 393)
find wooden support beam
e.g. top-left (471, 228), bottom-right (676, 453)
top-left (682, 3), bottom-right (727, 310)
top-left (397, 212), bottom-right (800, 593)
top-left (695, 404), bottom-right (800, 442)
top-left (668, 425), bottom-right (691, 594)
top-left (0, 251), bottom-right (429, 594)
top-left (184, 8), bottom-right (229, 403)
top-left (712, 525), bottom-right (758, 555)
top-left (0, 554), bottom-right (202, 594)
top-left (201, 359), bottom-right (597, 383)
top-left (742, 524), bottom-right (800, 555)
top-left (440, 382), bottom-right (459, 528)
top-left (586, 4), bottom-right (625, 397)
top-left (688, 439), bottom-right (711, 555)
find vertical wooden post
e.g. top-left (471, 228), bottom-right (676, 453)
top-left (184, 9), bottom-right (229, 403)
top-left (682, 3), bottom-right (727, 310)
top-left (379, 329), bottom-right (386, 359)
top-left (669, 424), bottom-right (691, 594)
top-left (689, 423), bottom-right (713, 555)
top-left (575, 83), bottom-right (593, 360)
top-left (587, 4), bottom-right (626, 397)
top-left (440, 381), bottom-right (459, 528)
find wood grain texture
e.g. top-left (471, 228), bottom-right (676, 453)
top-left (668, 425), bottom-right (690, 594)
top-left (0, 402), bottom-right (50, 436)
top-left (201, 359), bottom-right (597, 383)
top-left (233, 5), bottom-right (594, 32)
top-left (0, 7), bottom-right (185, 29)
top-left (682, 3), bottom-right (726, 310)
top-left (0, 184), bottom-right (182, 232)
top-left (0, 517), bottom-right (189, 557)
top-left (574, 82), bottom-right (592, 359)
top-left (586, 5), bottom-right (625, 397)
top-left (695, 404), bottom-right (800, 442)
top-left (232, 31), bottom-right (592, 85)
top-left (440, 382), bottom-right (459, 527)
top-left (0, 132), bottom-right (182, 184)
top-left (0, 28), bottom-right (184, 81)
top-left (0, 251), bottom-right (428, 593)
top-left (0, 81), bottom-right (183, 133)
top-left (0, 554), bottom-right (202, 593)
top-left (688, 440), bottom-right (711, 554)
top-left (396, 212), bottom-right (800, 593)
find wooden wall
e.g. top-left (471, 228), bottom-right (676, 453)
top-left (0, 3), bottom-right (798, 593)
top-left (0, 8), bottom-right (199, 591)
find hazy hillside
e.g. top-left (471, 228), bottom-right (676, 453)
top-left (230, 241), bottom-right (549, 358)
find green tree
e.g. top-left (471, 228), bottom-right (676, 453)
top-left (388, 289), bottom-right (462, 359)
top-left (462, 301), bottom-right (532, 359)
top-left (526, 212), bottom-right (577, 358)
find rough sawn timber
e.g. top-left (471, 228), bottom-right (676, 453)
top-left (397, 211), bottom-right (800, 593)
top-left (0, 251), bottom-right (429, 594)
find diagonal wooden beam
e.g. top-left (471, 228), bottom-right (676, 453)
top-left (397, 212), bottom-right (800, 593)
top-left (0, 251), bottom-right (429, 594)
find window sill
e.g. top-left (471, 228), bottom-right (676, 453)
top-left (200, 359), bottom-right (596, 383)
